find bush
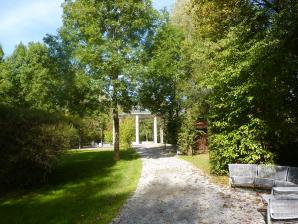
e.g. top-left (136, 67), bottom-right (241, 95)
top-left (209, 119), bottom-right (275, 175)
top-left (104, 130), bottom-right (113, 144)
top-left (0, 105), bottom-right (78, 190)
top-left (178, 113), bottom-right (198, 155)
top-left (76, 116), bottom-right (104, 146)
top-left (120, 118), bottom-right (134, 149)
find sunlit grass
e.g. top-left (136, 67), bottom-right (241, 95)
top-left (0, 149), bottom-right (141, 224)
top-left (180, 153), bottom-right (229, 187)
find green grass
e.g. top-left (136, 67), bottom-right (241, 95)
top-left (0, 149), bottom-right (141, 224)
top-left (180, 153), bottom-right (229, 186)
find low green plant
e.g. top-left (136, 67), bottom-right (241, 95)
top-left (120, 117), bottom-right (134, 149)
top-left (104, 130), bottom-right (113, 144)
top-left (178, 112), bottom-right (198, 155)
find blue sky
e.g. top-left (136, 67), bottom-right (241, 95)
top-left (0, 0), bottom-right (175, 56)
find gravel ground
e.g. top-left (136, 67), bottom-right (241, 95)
top-left (111, 145), bottom-right (266, 224)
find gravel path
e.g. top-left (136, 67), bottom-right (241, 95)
top-left (111, 145), bottom-right (266, 224)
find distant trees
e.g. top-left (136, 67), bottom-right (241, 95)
top-left (0, 43), bottom-right (57, 110)
top-left (139, 22), bottom-right (189, 145)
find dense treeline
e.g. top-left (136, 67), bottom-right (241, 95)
top-left (171, 0), bottom-right (298, 173)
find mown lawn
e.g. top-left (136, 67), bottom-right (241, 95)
top-left (0, 149), bottom-right (141, 224)
top-left (180, 153), bottom-right (229, 186)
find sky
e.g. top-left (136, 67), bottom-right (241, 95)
top-left (0, 0), bottom-right (175, 56)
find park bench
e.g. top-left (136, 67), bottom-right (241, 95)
top-left (229, 164), bottom-right (298, 223)
top-left (264, 187), bottom-right (298, 224)
top-left (228, 164), bottom-right (298, 189)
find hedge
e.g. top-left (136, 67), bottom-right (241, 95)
top-left (0, 105), bottom-right (78, 190)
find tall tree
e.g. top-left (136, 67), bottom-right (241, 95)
top-left (44, 34), bottom-right (101, 116)
top-left (61, 0), bottom-right (157, 160)
top-left (0, 43), bottom-right (27, 105)
top-left (139, 23), bottom-right (189, 144)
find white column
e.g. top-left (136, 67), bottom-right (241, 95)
top-left (135, 115), bottom-right (140, 144)
top-left (160, 127), bottom-right (164, 144)
top-left (154, 116), bottom-right (158, 144)
top-left (112, 119), bottom-right (115, 145)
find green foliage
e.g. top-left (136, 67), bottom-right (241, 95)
top-left (120, 118), bottom-right (135, 149)
top-left (75, 114), bottom-right (108, 146)
top-left (61, 0), bottom-right (159, 158)
top-left (140, 119), bottom-right (153, 142)
top-left (139, 22), bottom-right (189, 144)
top-left (178, 111), bottom-right (198, 155)
top-left (0, 105), bottom-right (78, 189)
top-left (173, 0), bottom-right (298, 173)
top-left (0, 43), bottom-right (59, 110)
top-left (104, 130), bottom-right (113, 144)
top-left (44, 34), bottom-right (101, 116)
top-left (209, 119), bottom-right (275, 175)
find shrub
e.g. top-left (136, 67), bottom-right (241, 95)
top-left (178, 113), bottom-right (198, 155)
top-left (0, 105), bottom-right (78, 190)
top-left (120, 118), bottom-right (134, 149)
top-left (76, 116), bottom-right (104, 146)
top-left (209, 119), bottom-right (275, 175)
top-left (104, 130), bottom-right (113, 144)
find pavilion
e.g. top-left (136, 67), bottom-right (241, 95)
top-left (113, 109), bottom-right (164, 145)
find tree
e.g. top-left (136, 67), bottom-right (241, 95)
top-left (0, 45), bottom-right (4, 62)
top-left (0, 43), bottom-right (27, 105)
top-left (140, 119), bottom-right (153, 142)
top-left (0, 42), bottom-right (60, 110)
top-left (139, 23), bottom-right (189, 144)
top-left (44, 34), bottom-right (101, 116)
top-left (171, 0), bottom-right (193, 38)
top-left (61, 0), bottom-right (157, 160)
top-left (175, 0), bottom-right (298, 172)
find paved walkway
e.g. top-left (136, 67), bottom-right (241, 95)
top-left (111, 145), bottom-right (265, 224)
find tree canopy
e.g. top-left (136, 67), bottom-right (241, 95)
top-left (60, 0), bottom-right (158, 160)
top-left (172, 0), bottom-right (298, 173)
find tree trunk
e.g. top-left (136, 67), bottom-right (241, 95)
top-left (78, 129), bottom-right (81, 149)
top-left (163, 117), bottom-right (167, 150)
top-left (113, 107), bottom-right (120, 161)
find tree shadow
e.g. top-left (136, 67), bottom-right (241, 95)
top-left (0, 149), bottom-right (140, 224)
top-left (113, 179), bottom-right (266, 224)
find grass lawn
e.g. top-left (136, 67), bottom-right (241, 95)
top-left (0, 149), bottom-right (141, 224)
top-left (180, 153), bottom-right (229, 186)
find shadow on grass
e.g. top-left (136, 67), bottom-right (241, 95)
top-left (0, 149), bottom-right (141, 224)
